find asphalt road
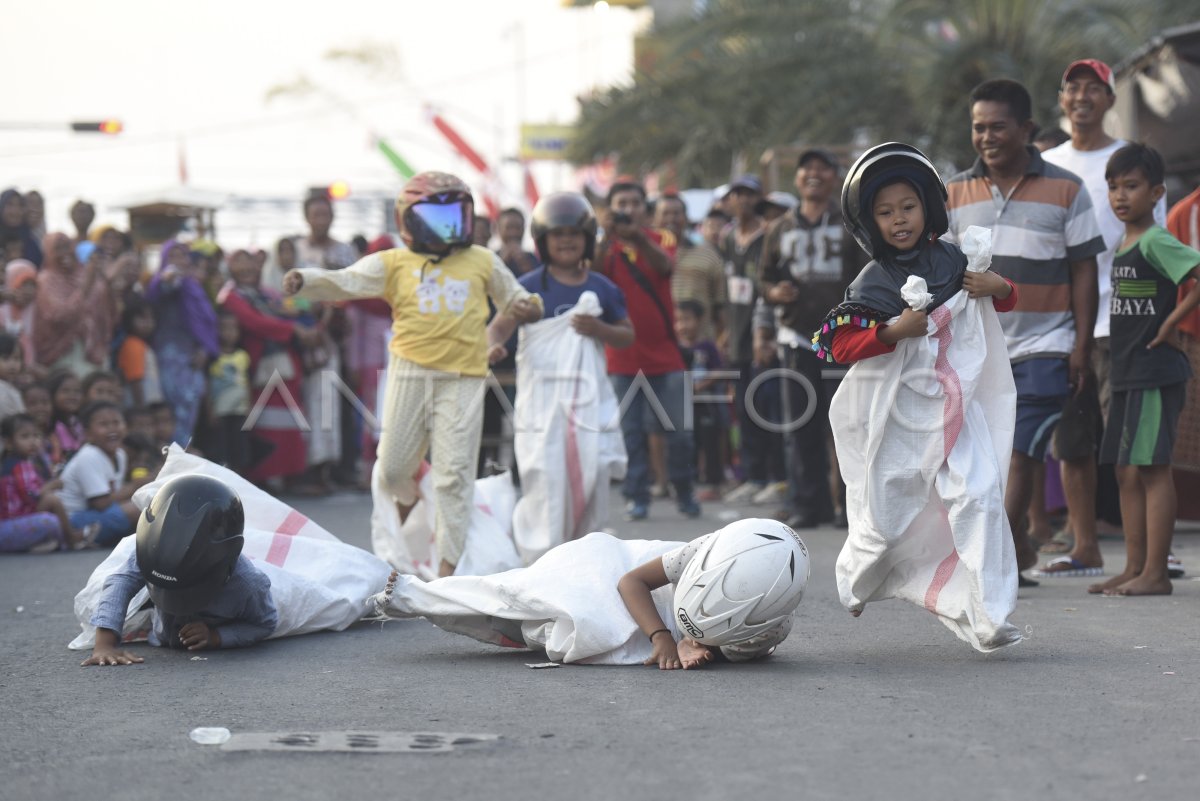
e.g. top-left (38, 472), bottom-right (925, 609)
top-left (2, 488), bottom-right (1197, 801)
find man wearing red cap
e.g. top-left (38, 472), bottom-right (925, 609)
top-left (1038, 59), bottom-right (1168, 577)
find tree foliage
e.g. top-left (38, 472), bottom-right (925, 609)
top-left (570, 0), bottom-right (1199, 181)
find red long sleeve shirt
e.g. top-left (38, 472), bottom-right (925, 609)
top-left (831, 280), bottom-right (1018, 364)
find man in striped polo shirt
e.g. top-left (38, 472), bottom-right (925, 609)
top-left (944, 78), bottom-right (1106, 586)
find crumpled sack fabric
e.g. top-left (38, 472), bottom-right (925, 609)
top-left (370, 462), bottom-right (521, 579)
top-left (511, 290), bottom-right (627, 564)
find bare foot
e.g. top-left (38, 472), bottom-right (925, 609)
top-left (1105, 575), bottom-right (1172, 596)
top-left (1088, 570), bottom-right (1140, 594)
top-left (1066, 547), bottom-right (1103, 569)
top-left (437, 559), bottom-right (456, 578)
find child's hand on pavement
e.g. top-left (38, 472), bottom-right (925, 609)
top-left (179, 622), bottom-right (220, 651)
top-left (962, 270), bottom-right (1010, 299)
top-left (81, 648), bottom-right (144, 667)
top-left (644, 631), bottom-right (682, 670)
top-left (677, 637), bottom-right (714, 670)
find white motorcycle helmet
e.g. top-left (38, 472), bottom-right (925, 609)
top-left (673, 518), bottom-right (810, 647)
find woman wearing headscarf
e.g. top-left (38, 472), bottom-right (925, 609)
top-left (23, 191), bottom-right (46, 243)
top-left (0, 260), bottom-right (40, 377)
top-left (218, 247), bottom-right (321, 490)
top-left (33, 233), bottom-right (113, 376)
top-left (144, 240), bottom-right (218, 446)
top-left (1, 190), bottom-right (43, 267)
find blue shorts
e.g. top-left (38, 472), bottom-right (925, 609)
top-left (1012, 358), bottom-right (1070, 460)
top-left (70, 503), bottom-right (134, 547)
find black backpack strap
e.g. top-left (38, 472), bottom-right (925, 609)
top-left (617, 249), bottom-right (679, 350)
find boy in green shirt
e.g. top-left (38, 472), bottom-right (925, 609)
top-left (1090, 144), bottom-right (1200, 596)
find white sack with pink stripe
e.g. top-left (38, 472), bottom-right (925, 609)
top-left (68, 446), bottom-right (392, 649)
top-left (831, 226), bottom-right (1023, 651)
top-left (510, 290), bottom-right (627, 564)
top-left (370, 464), bottom-right (521, 579)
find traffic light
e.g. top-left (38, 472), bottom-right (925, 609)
top-left (71, 120), bottom-right (123, 134)
top-left (309, 182), bottom-right (351, 201)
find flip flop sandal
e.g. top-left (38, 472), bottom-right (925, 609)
top-left (1030, 556), bottom-right (1104, 578)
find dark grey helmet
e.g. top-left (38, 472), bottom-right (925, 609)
top-left (136, 475), bottom-right (245, 616)
top-left (841, 142), bottom-right (949, 258)
top-left (530, 192), bottom-right (597, 263)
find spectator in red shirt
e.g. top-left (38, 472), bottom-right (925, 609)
top-left (594, 178), bottom-right (699, 520)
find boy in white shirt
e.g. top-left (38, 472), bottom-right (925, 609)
top-left (60, 401), bottom-right (148, 546)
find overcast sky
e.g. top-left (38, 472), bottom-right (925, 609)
top-left (5, 0), bottom-right (641, 242)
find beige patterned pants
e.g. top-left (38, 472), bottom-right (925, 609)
top-left (376, 353), bottom-right (484, 566)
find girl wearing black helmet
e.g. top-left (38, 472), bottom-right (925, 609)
top-left (484, 193), bottom-right (633, 562)
top-left (813, 143), bottom-right (1017, 363)
top-left (812, 143), bottom-right (1024, 652)
top-left (486, 192), bottom-right (633, 361)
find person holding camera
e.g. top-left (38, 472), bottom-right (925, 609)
top-left (594, 177), bottom-right (700, 522)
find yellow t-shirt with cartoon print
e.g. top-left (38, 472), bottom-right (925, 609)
top-left (292, 244), bottom-right (542, 377)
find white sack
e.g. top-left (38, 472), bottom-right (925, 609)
top-left (511, 291), bottom-right (627, 563)
top-left (831, 227), bottom-right (1021, 652)
top-left (372, 532), bottom-right (679, 665)
top-left (68, 446), bottom-right (392, 649)
top-left (370, 461), bottom-right (521, 579)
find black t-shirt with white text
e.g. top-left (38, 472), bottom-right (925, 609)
top-left (1109, 226), bottom-right (1200, 391)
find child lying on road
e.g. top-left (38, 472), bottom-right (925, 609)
top-left (371, 518), bottom-right (810, 668)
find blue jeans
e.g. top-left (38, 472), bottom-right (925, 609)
top-left (70, 503), bottom-right (134, 547)
top-left (610, 371), bottom-right (695, 505)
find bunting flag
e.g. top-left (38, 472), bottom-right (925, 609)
top-left (376, 138), bottom-right (416, 179)
top-left (426, 107), bottom-right (501, 218)
top-left (178, 137), bottom-right (189, 185)
top-left (428, 110), bottom-right (490, 175)
top-left (523, 162), bottom-right (540, 209)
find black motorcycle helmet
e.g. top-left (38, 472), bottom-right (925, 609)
top-left (530, 192), bottom-right (598, 264)
top-left (841, 142), bottom-right (949, 259)
top-left (136, 475), bottom-right (246, 616)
